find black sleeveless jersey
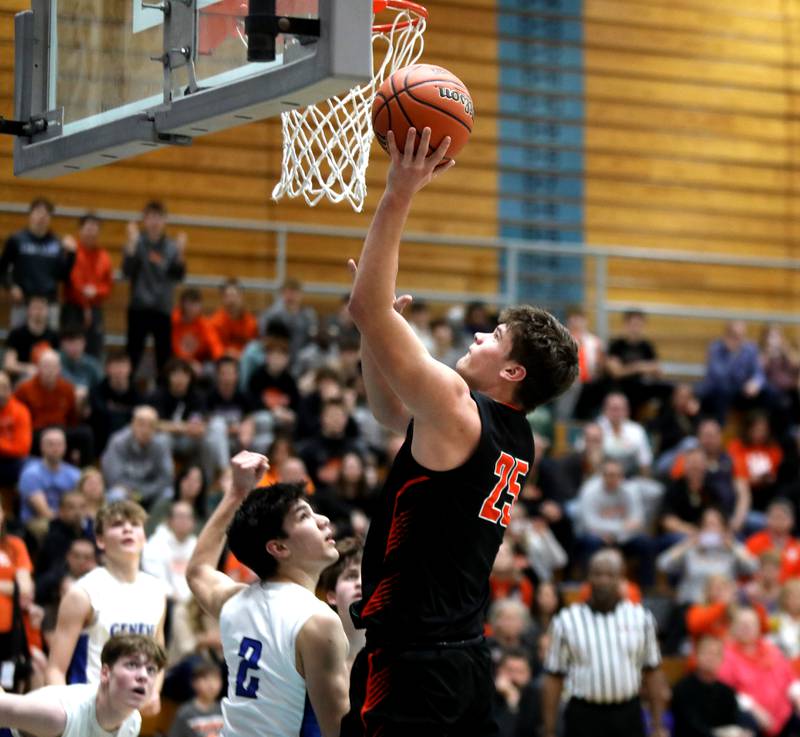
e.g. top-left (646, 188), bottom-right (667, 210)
top-left (351, 391), bottom-right (534, 643)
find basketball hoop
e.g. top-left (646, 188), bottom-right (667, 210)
top-left (271, 0), bottom-right (428, 212)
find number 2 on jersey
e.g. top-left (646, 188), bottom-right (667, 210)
top-left (479, 452), bottom-right (529, 527)
top-left (235, 637), bottom-right (262, 698)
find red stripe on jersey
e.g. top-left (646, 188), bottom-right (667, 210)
top-left (360, 572), bottom-right (400, 618)
top-left (384, 475), bottom-right (428, 560)
top-left (361, 649), bottom-right (390, 728)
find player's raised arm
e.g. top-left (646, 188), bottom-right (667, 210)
top-left (347, 128), bottom-right (473, 432)
top-left (0, 690), bottom-right (66, 737)
top-left (346, 259), bottom-right (410, 434)
top-left (296, 610), bottom-right (350, 737)
top-left (187, 451), bottom-right (269, 619)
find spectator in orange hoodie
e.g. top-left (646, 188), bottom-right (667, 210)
top-left (728, 411), bottom-right (784, 530)
top-left (14, 349), bottom-right (93, 465)
top-left (746, 499), bottom-right (800, 582)
top-left (686, 574), bottom-right (769, 644)
top-left (61, 213), bottom-right (113, 359)
top-left (0, 370), bottom-right (32, 487)
top-left (208, 278), bottom-right (258, 359)
top-left (171, 288), bottom-right (223, 375)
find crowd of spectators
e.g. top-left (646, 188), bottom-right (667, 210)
top-left (3, 197), bottom-right (800, 736)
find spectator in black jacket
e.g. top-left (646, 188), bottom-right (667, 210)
top-left (34, 536), bottom-right (96, 607)
top-left (149, 358), bottom-right (217, 482)
top-left (35, 490), bottom-right (93, 581)
top-left (297, 398), bottom-right (365, 487)
top-left (493, 648), bottom-right (542, 737)
top-left (89, 350), bottom-right (143, 454)
top-left (650, 383), bottom-right (701, 474)
top-left (671, 635), bottom-right (749, 737)
top-left (123, 201), bottom-right (187, 376)
top-left (0, 198), bottom-right (76, 328)
top-left (247, 320), bottom-right (300, 434)
top-left (606, 310), bottom-right (671, 418)
top-left (3, 295), bottom-right (60, 381)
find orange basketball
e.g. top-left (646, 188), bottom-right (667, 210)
top-left (371, 64), bottom-right (474, 164)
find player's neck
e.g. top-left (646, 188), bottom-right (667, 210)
top-left (95, 689), bottom-right (131, 732)
top-left (270, 566), bottom-right (320, 593)
top-left (105, 555), bottom-right (140, 583)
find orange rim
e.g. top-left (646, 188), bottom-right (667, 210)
top-left (372, 0), bottom-right (428, 33)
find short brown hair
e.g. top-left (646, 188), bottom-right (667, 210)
top-left (29, 197), bottom-right (54, 214)
top-left (96, 500), bottom-right (147, 537)
top-left (100, 634), bottom-right (167, 671)
top-left (318, 537), bottom-right (362, 594)
top-left (499, 305), bottom-right (579, 411)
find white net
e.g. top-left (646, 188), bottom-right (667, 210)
top-left (271, 2), bottom-right (427, 212)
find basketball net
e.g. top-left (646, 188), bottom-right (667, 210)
top-left (271, 1), bottom-right (427, 212)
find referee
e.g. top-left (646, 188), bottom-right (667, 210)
top-left (542, 549), bottom-right (669, 737)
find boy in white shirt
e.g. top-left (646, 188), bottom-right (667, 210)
top-left (1, 633), bottom-right (166, 737)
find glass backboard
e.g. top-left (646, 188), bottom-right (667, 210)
top-left (13, 0), bottom-right (371, 177)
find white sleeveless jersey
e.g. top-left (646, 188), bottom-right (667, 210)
top-left (219, 581), bottom-right (333, 737)
top-left (11, 684), bottom-right (141, 737)
top-left (67, 567), bottom-right (167, 684)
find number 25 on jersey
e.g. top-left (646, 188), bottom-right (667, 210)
top-left (478, 452), bottom-right (529, 527)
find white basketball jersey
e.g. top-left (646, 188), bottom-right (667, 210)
top-left (67, 567), bottom-right (167, 684)
top-left (11, 684), bottom-right (141, 737)
top-left (219, 581), bottom-right (332, 737)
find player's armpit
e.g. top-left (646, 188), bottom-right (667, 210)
top-left (46, 585), bottom-right (92, 685)
top-left (0, 692), bottom-right (66, 737)
top-left (296, 612), bottom-right (350, 737)
top-left (186, 565), bottom-right (246, 621)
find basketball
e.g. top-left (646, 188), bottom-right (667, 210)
top-left (371, 64), bottom-right (474, 164)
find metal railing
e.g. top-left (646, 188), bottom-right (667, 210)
top-left (2, 201), bottom-right (799, 376)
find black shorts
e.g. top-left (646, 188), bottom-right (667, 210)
top-left (341, 638), bottom-right (498, 737)
top-left (563, 697), bottom-right (645, 737)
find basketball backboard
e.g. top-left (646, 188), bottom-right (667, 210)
top-left (12, 0), bottom-right (372, 178)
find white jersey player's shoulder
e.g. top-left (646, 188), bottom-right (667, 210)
top-left (11, 683), bottom-right (141, 737)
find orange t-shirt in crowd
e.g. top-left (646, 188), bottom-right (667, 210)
top-left (14, 376), bottom-right (78, 430)
top-left (208, 308), bottom-right (258, 359)
top-left (489, 575), bottom-right (534, 608)
top-left (0, 535), bottom-right (31, 632)
top-left (64, 241), bottom-right (114, 307)
top-left (686, 601), bottom-right (770, 641)
top-left (223, 551), bottom-right (258, 585)
top-left (171, 310), bottom-right (224, 364)
top-left (576, 579), bottom-right (643, 604)
top-left (256, 469), bottom-right (315, 494)
top-left (0, 397), bottom-right (32, 459)
top-left (745, 531), bottom-right (800, 582)
top-left (727, 439), bottom-right (783, 486)
top-left (671, 451), bottom-right (748, 481)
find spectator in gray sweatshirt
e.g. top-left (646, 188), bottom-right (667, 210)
top-left (576, 458), bottom-right (655, 586)
top-left (657, 507), bottom-right (757, 606)
top-left (101, 405), bottom-right (174, 508)
top-left (123, 201), bottom-right (187, 376)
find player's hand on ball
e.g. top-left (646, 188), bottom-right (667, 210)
top-left (230, 451), bottom-right (270, 497)
top-left (386, 127), bottom-right (454, 199)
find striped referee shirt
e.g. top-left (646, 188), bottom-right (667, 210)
top-left (544, 601), bottom-right (661, 704)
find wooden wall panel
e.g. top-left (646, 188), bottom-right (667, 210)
top-left (583, 0), bottom-right (800, 362)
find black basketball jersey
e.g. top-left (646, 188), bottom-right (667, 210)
top-left (352, 391), bottom-right (534, 643)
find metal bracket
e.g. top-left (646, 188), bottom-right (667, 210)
top-left (0, 116), bottom-right (48, 137)
top-left (245, 0), bottom-right (321, 62)
top-left (148, 0), bottom-right (199, 104)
